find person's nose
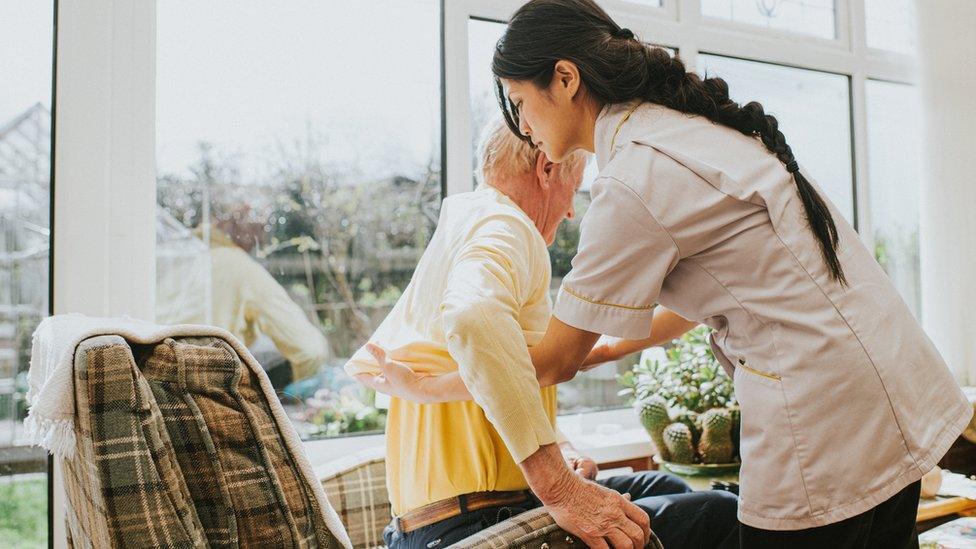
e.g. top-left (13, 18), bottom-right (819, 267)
top-left (566, 204), bottom-right (575, 220)
top-left (518, 116), bottom-right (531, 138)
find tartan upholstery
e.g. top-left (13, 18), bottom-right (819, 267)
top-left (63, 334), bottom-right (344, 548)
top-left (318, 450), bottom-right (665, 549)
top-left (67, 335), bottom-right (207, 548)
top-left (142, 337), bottom-right (318, 547)
top-left (319, 447), bottom-right (390, 549)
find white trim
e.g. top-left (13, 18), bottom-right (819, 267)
top-left (848, 0), bottom-right (872, 239)
top-left (443, 0), bottom-right (475, 195)
top-left (53, 0), bottom-right (157, 320)
top-left (52, 1), bottom-right (157, 547)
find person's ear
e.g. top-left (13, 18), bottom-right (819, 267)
top-left (535, 153), bottom-right (555, 190)
top-left (552, 60), bottom-right (581, 100)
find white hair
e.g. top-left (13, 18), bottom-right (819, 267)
top-left (476, 117), bottom-right (586, 186)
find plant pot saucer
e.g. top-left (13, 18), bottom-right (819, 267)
top-left (652, 454), bottom-right (741, 476)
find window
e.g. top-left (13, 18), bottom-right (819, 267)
top-left (866, 80), bottom-right (921, 317)
top-left (698, 54), bottom-right (856, 223)
top-left (0, 0), bottom-right (53, 545)
top-left (156, 0), bottom-right (442, 439)
top-left (865, 0), bottom-right (917, 54)
top-left (701, 0), bottom-right (836, 39)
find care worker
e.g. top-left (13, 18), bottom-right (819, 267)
top-left (362, 0), bottom-right (971, 546)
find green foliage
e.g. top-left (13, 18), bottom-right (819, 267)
top-left (699, 408), bottom-right (734, 464)
top-left (663, 423), bottom-right (696, 464)
top-left (0, 476), bottom-right (46, 548)
top-left (617, 325), bottom-right (735, 413)
top-left (621, 326), bottom-right (743, 464)
top-left (294, 387), bottom-right (387, 438)
top-left (549, 192), bottom-right (590, 279)
top-left (638, 396), bottom-right (672, 460)
top-left (671, 409), bottom-right (701, 444)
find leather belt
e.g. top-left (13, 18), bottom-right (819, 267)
top-left (396, 490), bottom-right (534, 533)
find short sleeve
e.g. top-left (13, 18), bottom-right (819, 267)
top-left (554, 175), bottom-right (679, 339)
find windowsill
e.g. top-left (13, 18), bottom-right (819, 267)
top-left (303, 406), bottom-right (655, 470)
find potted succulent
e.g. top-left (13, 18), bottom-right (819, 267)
top-left (617, 326), bottom-right (741, 475)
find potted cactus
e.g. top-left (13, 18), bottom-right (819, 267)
top-left (618, 326), bottom-right (741, 475)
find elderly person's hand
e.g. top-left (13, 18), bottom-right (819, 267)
top-left (353, 343), bottom-right (432, 402)
top-left (546, 475), bottom-right (649, 548)
top-left (523, 443), bottom-right (651, 549)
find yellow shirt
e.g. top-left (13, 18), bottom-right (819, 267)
top-left (345, 185), bottom-right (558, 515)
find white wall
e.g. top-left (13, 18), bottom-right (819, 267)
top-left (916, 0), bottom-right (976, 384)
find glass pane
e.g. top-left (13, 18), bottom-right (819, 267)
top-left (699, 54), bottom-right (855, 222)
top-left (156, 0), bottom-right (441, 439)
top-left (469, 18), bottom-right (650, 414)
top-left (865, 0), bottom-right (917, 55)
top-left (866, 80), bottom-right (921, 318)
top-left (702, 0), bottom-right (836, 39)
top-left (0, 1), bottom-right (53, 545)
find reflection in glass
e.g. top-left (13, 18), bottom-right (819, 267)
top-left (866, 80), bottom-right (921, 318)
top-left (699, 54), bottom-right (855, 222)
top-left (702, 0), bottom-right (835, 39)
top-left (156, 0), bottom-right (441, 439)
top-left (0, 1), bottom-right (53, 545)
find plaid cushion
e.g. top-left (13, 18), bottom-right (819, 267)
top-left (63, 334), bottom-right (344, 549)
top-left (318, 448), bottom-right (390, 549)
top-left (140, 339), bottom-right (240, 546)
top-left (141, 337), bottom-right (331, 548)
top-left (69, 336), bottom-right (207, 548)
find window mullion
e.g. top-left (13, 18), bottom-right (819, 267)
top-left (848, 0), bottom-right (872, 242)
top-left (675, 0), bottom-right (701, 67)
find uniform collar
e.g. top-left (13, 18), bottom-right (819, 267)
top-left (593, 100), bottom-right (643, 171)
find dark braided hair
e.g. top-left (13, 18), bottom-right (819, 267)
top-left (492, 0), bottom-right (848, 285)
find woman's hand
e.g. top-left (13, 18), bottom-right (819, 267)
top-left (354, 343), bottom-right (431, 401)
top-left (580, 337), bottom-right (615, 371)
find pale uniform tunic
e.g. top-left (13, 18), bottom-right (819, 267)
top-left (554, 101), bottom-right (971, 530)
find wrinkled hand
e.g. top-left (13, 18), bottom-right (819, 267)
top-left (353, 343), bottom-right (429, 401)
top-left (568, 456), bottom-right (599, 480)
top-left (545, 477), bottom-right (651, 549)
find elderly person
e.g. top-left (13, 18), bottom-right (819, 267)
top-left (346, 119), bottom-right (738, 549)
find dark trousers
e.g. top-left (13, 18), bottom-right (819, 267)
top-left (383, 471), bottom-right (740, 549)
top-left (739, 480), bottom-right (921, 549)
